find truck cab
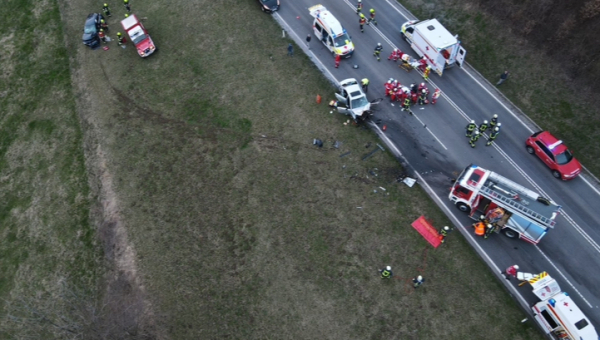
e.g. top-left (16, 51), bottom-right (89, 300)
top-left (121, 14), bottom-right (156, 57)
top-left (309, 4), bottom-right (354, 58)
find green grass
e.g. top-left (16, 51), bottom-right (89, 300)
top-left (399, 0), bottom-right (600, 175)
top-left (1, 0), bottom-right (545, 338)
top-left (0, 0), bottom-right (101, 338)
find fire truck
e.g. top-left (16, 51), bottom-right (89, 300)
top-left (449, 164), bottom-right (560, 244)
top-left (522, 271), bottom-right (598, 339)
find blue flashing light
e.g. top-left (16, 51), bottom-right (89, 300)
top-left (549, 298), bottom-right (556, 307)
top-left (470, 164), bottom-right (477, 168)
top-left (564, 292), bottom-right (569, 296)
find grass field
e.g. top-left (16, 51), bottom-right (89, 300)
top-left (400, 0), bottom-right (600, 176)
top-left (0, 0), bottom-right (545, 339)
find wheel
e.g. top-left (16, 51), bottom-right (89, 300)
top-left (261, 6), bottom-right (266, 12)
top-left (456, 202), bottom-right (469, 213)
top-left (526, 146), bottom-right (535, 154)
top-left (400, 33), bottom-right (407, 42)
top-left (552, 170), bottom-right (562, 179)
top-left (502, 228), bottom-right (518, 239)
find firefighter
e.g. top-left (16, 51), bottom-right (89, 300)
top-left (473, 219), bottom-right (486, 236)
top-left (418, 57), bottom-right (427, 72)
top-left (418, 82), bottom-right (429, 95)
top-left (388, 48), bottom-right (399, 61)
top-left (423, 65), bottom-right (431, 81)
top-left (380, 266), bottom-right (393, 279)
top-left (373, 43), bottom-right (383, 61)
top-left (124, 0), bottom-right (131, 12)
top-left (367, 8), bottom-right (377, 25)
top-left (486, 127), bottom-right (500, 146)
top-left (117, 32), bottom-right (125, 45)
top-left (412, 275), bottom-right (425, 288)
top-left (102, 3), bottom-right (111, 17)
top-left (390, 88), bottom-right (398, 102)
top-left (465, 120), bottom-right (476, 137)
top-left (490, 114), bottom-right (499, 130)
top-left (391, 79), bottom-right (399, 90)
top-left (359, 14), bottom-right (366, 33)
top-left (503, 265), bottom-right (519, 280)
top-left (356, 0), bottom-right (362, 15)
top-left (439, 226), bottom-right (453, 243)
top-left (100, 19), bottom-right (109, 32)
top-left (479, 120), bottom-right (489, 133)
top-left (431, 88), bottom-right (441, 105)
top-left (98, 28), bottom-right (106, 43)
top-left (410, 91), bottom-right (418, 104)
top-left (335, 53), bottom-right (341, 68)
top-left (399, 87), bottom-right (409, 103)
top-left (402, 96), bottom-right (411, 111)
top-left (484, 223), bottom-right (495, 239)
top-left (418, 89), bottom-right (427, 105)
top-left (361, 78), bottom-right (369, 93)
top-left (395, 87), bottom-right (404, 102)
top-left (469, 130), bottom-right (481, 148)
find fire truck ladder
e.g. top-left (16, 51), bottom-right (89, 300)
top-left (479, 186), bottom-right (555, 228)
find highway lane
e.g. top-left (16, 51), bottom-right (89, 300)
top-left (274, 0), bottom-right (600, 328)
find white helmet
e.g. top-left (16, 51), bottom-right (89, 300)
top-left (497, 122), bottom-right (502, 127)
top-left (387, 80), bottom-right (392, 84)
top-left (513, 265), bottom-right (519, 270)
top-left (483, 120), bottom-right (488, 124)
top-left (420, 82), bottom-right (425, 87)
top-left (494, 127), bottom-right (499, 132)
top-left (487, 224), bottom-right (493, 229)
top-left (417, 275), bottom-right (423, 280)
top-left (392, 87), bottom-right (397, 91)
top-left (443, 226), bottom-right (450, 231)
top-left (493, 114), bottom-right (498, 118)
top-left (377, 43), bottom-right (382, 47)
top-left (394, 48), bottom-right (398, 52)
top-left (479, 215), bottom-right (485, 220)
top-left (386, 266), bottom-right (392, 271)
top-left (470, 120), bottom-right (475, 124)
top-left (422, 89), bottom-right (426, 93)
top-left (358, 0), bottom-right (361, 2)
top-left (474, 130), bottom-right (480, 135)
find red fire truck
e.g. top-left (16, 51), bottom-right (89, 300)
top-left (449, 164), bottom-right (560, 244)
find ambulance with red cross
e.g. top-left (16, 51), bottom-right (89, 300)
top-left (309, 5), bottom-right (354, 58)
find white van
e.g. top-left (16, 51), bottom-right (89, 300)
top-left (308, 5), bottom-right (354, 58)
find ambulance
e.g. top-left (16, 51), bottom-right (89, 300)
top-left (524, 272), bottom-right (599, 340)
top-left (400, 19), bottom-right (466, 76)
top-left (308, 5), bottom-right (354, 58)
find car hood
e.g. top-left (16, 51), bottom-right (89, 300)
top-left (135, 37), bottom-right (154, 51)
top-left (352, 103), bottom-right (371, 117)
top-left (262, 0), bottom-right (279, 8)
top-left (560, 158), bottom-right (582, 177)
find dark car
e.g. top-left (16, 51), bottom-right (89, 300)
top-left (525, 131), bottom-right (582, 180)
top-left (82, 13), bottom-right (104, 48)
top-left (257, 0), bottom-right (280, 13)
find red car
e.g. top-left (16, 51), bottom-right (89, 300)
top-left (525, 131), bottom-right (582, 180)
top-left (121, 14), bottom-right (156, 57)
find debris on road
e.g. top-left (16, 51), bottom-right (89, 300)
top-left (340, 151), bottom-right (351, 158)
top-left (362, 143), bottom-right (385, 160)
top-left (313, 139), bottom-right (323, 147)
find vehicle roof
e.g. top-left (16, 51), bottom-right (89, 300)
top-left (535, 131), bottom-right (569, 155)
top-left (414, 19), bottom-right (457, 48)
top-left (121, 14), bottom-right (141, 31)
top-left (549, 293), bottom-right (598, 339)
top-left (309, 5), bottom-right (345, 37)
top-left (459, 165), bottom-right (559, 226)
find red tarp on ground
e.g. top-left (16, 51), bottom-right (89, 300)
top-left (411, 215), bottom-right (441, 248)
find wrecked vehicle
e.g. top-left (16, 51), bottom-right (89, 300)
top-left (334, 78), bottom-right (381, 122)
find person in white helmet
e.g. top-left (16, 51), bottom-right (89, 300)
top-left (479, 120), bottom-right (489, 133)
top-left (466, 120), bottom-right (477, 137)
top-left (486, 127), bottom-right (501, 146)
top-left (490, 114), bottom-right (499, 129)
top-left (503, 264), bottom-right (519, 280)
top-left (380, 266), bottom-right (393, 279)
top-left (439, 225), bottom-right (454, 243)
top-left (373, 42), bottom-right (383, 61)
top-left (469, 130), bottom-right (481, 148)
top-left (356, 0), bottom-right (363, 15)
top-left (412, 275), bottom-right (425, 288)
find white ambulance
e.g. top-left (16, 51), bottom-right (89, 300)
top-left (308, 5), bottom-right (354, 58)
top-left (526, 272), bottom-right (598, 340)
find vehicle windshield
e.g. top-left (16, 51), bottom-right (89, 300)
top-left (350, 95), bottom-right (369, 109)
top-left (129, 27), bottom-right (147, 45)
top-left (555, 149), bottom-right (574, 165)
top-left (84, 23), bottom-right (97, 34)
top-left (333, 33), bottom-right (351, 48)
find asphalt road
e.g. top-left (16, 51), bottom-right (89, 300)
top-left (271, 0), bottom-right (600, 332)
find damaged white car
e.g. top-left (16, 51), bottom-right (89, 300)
top-left (334, 78), bottom-right (381, 122)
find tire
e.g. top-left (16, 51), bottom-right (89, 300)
top-left (552, 170), bottom-right (562, 179)
top-left (400, 32), bottom-right (407, 42)
top-left (502, 228), bottom-right (518, 239)
top-left (526, 146), bottom-right (535, 154)
top-left (456, 202), bottom-right (469, 213)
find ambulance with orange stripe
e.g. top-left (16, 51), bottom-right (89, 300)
top-left (525, 272), bottom-right (598, 339)
top-left (309, 5), bottom-right (354, 58)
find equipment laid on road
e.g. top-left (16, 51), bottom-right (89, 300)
top-left (522, 271), bottom-right (598, 340)
top-left (309, 4), bottom-right (354, 58)
top-left (400, 19), bottom-right (466, 76)
top-left (449, 164), bottom-right (560, 244)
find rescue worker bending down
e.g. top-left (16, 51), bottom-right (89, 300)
top-left (469, 130), bottom-right (480, 148)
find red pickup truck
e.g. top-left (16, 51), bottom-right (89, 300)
top-left (121, 14), bottom-right (156, 57)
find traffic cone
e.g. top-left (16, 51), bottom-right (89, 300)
top-left (316, 94), bottom-right (322, 104)
top-left (382, 125), bottom-right (387, 131)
